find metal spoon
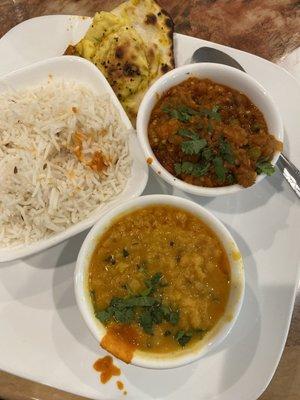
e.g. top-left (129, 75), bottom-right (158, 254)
top-left (191, 46), bottom-right (300, 198)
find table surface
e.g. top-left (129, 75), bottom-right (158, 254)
top-left (0, 1), bottom-right (299, 399)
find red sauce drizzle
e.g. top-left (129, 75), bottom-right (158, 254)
top-left (116, 380), bottom-right (124, 390)
top-left (93, 355), bottom-right (120, 384)
top-left (101, 324), bottom-right (138, 363)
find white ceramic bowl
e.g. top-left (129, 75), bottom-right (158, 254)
top-left (0, 56), bottom-right (148, 262)
top-left (137, 63), bottom-right (284, 196)
top-left (75, 194), bottom-right (245, 369)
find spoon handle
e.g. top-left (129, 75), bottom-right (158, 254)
top-left (277, 153), bottom-right (300, 198)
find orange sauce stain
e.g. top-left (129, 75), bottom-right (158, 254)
top-left (99, 128), bottom-right (108, 136)
top-left (116, 380), bottom-right (124, 390)
top-left (101, 324), bottom-right (138, 364)
top-left (147, 157), bottom-right (153, 165)
top-left (89, 151), bottom-right (108, 172)
top-left (72, 106), bottom-right (78, 113)
top-left (93, 355), bottom-right (120, 384)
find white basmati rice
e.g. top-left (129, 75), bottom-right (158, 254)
top-left (0, 80), bottom-right (131, 247)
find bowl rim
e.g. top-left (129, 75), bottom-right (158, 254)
top-left (0, 56), bottom-right (148, 262)
top-left (74, 194), bottom-right (245, 369)
top-left (136, 62), bottom-right (284, 197)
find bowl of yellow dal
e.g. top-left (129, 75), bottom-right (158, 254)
top-left (75, 195), bottom-right (245, 369)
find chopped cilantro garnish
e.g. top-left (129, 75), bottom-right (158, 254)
top-left (207, 123), bottom-right (213, 133)
top-left (163, 105), bottom-right (221, 123)
top-left (177, 129), bottom-right (199, 140)
top-left (256, 160), bottom-right (275, 176)
top-left (200, 105), bottom-right (222, 121)
top-left (142, 272), bottom-right (164, 296)
top-left (96, 308), bottom-right (114, 324)
top-left (174, 161), bottom-right (210, 177)
top-left (163, 105), bottom-right (197, 122)
top-left (139, 310), bottom-right (154, 334)
top-left (177, 161), bottom-right (194, 175)
top-left (226, 172), bottom-right (235, 184)
top-left (95, 272), bottom-right (181, 337)
top-left (213, 157), bottom-right (227, 181)
top-left (251, 123), bottom-right (261, 132)
top-left (192, 163), bottom-right (210, 177)
top-left (174, 163), bottom-right (183, 176)
top-left (202, 147), bottom-right (213, 161)
top-left (169, 310), bottom-right (180, 325)
top-left (175, 330), bottom-right (193, 347)
top-left (219, 137), bottom-right (235, 164)
top-left (181, 138), bottom-right (207, 155)
top-left (248, 147), bottom-right (261, 160)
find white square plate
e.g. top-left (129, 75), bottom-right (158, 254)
top-left (0, 15), bottom-right (299, 400)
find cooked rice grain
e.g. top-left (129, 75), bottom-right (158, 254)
top-left (0, 80), bottom-right (131, 247)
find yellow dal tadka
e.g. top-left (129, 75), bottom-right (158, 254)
top-left (89, 205), bottom-right (230, 361)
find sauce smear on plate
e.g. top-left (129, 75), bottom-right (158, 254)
top-left (93, 355), bottom-right (120, 383)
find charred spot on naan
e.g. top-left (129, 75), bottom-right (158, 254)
top-left (145, 13), bottom-right (157, 25)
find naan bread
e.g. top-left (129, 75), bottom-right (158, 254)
top-left (65, 0), bottom-right (174, 125)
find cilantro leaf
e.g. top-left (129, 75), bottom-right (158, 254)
top-left (213, 157), bottom-right (227, 181)
top-left (139, 311), bottom-right (154, 334)
top-left (142, 272), bottom-right (167, 295)
top-left (175, 330), bottom-right (193, 346)
top-left (174, 163), bottom-right (182, 175)
top-left (161, 305), bottom-right (171, 318)
top-left (114, 307), bottom-right (134, 323)
top-left (202, 147), bottom-right (213, 161)
top-left (200, 105), bottom-right (222, 121)
top-left (181, 138), bottom-right (207, 155)
top-left (256, 161), bottom-right (275, 176)
top-left (95, 309), bottom-right (113, 324)
top-left (192, 162), bottom-right (210, 177)
top-left (169, 310), bottom-right (180, 325)
top-left (177, 105), bottom-right (199, 116)
top-left (177, 128), bottom-right (199, 140)
top-left (126, 296), bottom-right (157, 307)
top-left (248, 147), bottom-right (261, 160)
top-left (226, 172), bottom-right (235, 184)
top-left (174, 161), bottom-right (210, 177)
top-left (219, 137), bottom-right (235, 164)
top-left (163, 106), bottom-right (197, 122)
top-left (151, 306), bottom-right (164, 324)
top-left (163, 104), bottom-right (221, 123)
top-left (210, 105), bottom-right (222, 121)
top-left (207, 123), bottom-right (213, 133)
top-left (251, 123), bottom-right (261, 132)
top-left (94, 272), bottom-right (181, 341)
top-left (180, 161), bottom-right (195, 175)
